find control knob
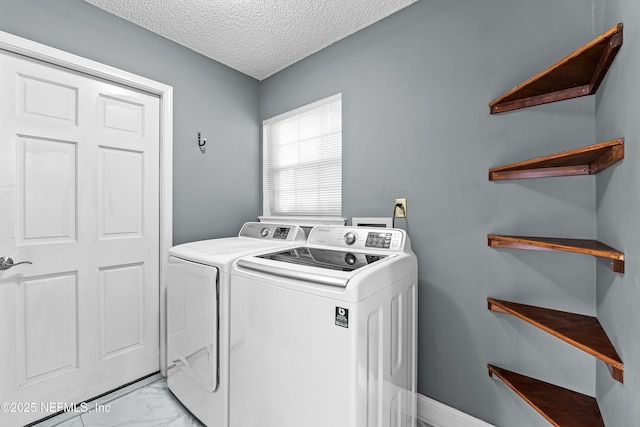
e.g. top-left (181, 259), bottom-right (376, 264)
top-left (344, 232), bottom-right (356, 245)
top-left (260, 227), bottom-right (270, 237)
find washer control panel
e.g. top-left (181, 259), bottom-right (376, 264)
top-left (364, 231), bottom-right (396, 249)
top-left (238, 222), bottom-right (305, 241)
top-left (308, 226), bottom-right (405, 251)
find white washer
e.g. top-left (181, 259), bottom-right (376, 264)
top-left (230, 226), bottom-right (417, 427)
top-left (166, 222), bottom-right (306, 427)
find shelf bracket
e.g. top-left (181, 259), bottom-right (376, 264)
top-left (490, 86), bottom-right (590, 114)
top-left (490, 165), bottom-right (590, 180)
top-left (597, 256), bottom-right (625, 273)
top-left (589, 30), bottom-right (624, 93)
top-left (589, 144), bottom-right (624, 174)
top-left (609, 364), bottom-right (625, 383)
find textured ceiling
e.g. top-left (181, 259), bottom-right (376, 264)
top-left (82, 0), bottom-right (417, 80)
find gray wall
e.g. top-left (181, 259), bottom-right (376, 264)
top-left (593, 0), bottom-right (640, 425)
top-left (0, 0), bottom-right (261, 245)
top-left (261, 0), bottom-right (600, 425)
top-left (4, 0), bottom-right (635, 425)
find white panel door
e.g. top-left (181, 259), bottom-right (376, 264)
top-left (0, 50), bottom-right (160, 426)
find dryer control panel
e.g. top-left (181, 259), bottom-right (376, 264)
top-left (307, 226), bottom-right (406, 251)
top-left (238, 222), bottom-right (306, 242)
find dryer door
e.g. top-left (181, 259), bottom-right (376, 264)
top-left (167, 256), bottom-right (218, 392)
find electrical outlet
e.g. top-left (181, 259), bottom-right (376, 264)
top-left (394, 198), bottom-right (407, 218)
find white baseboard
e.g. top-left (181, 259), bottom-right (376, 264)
top-left (417, 394), bottom-right (495, 427)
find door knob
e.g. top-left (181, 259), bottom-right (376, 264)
top-left (0, 257), bottom-right (33, 271)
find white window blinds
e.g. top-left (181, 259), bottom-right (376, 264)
top-left (263, 94), bottom-right (342, 218)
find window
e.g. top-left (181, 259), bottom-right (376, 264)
top-left (262, 94), bottom-right (342, 222)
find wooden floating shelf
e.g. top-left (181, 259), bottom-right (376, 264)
top-left (488, 234), bottom-right (625, 273)
top-left (488, 298), bottom-right (624, 382)
top-left (489, 138), bottom-right (624, 180)
top-left (490, 23), bottom-right (623, 114)
top-left (488, 365), bottom-right (604, 426)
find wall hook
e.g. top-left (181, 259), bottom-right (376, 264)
top-left (198, 132), bottom-right (207, 153)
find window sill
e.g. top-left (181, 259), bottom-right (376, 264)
top-left (258, 216), bottom-right (346, 227)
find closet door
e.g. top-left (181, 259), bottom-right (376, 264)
top-left (0, 50), bottom-right (160, 426)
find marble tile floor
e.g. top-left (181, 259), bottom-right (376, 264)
top-left (31, 375), bottom-right (204, 427)
top-left (31, 375), bottom-right (434, 427)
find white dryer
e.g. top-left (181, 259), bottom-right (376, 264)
top-left (230, 226), bottom-right (417, 427)
top-left (166, 222), bottom-right (306, 427)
